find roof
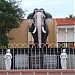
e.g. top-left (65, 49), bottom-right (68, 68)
top-left (55, 18), bottom-right (75, 26)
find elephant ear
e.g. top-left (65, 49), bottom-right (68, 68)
top-left (27, 13), bottom-right (33, 19)
top-left (27, 13), bottom-right (34, 28)
top-left (45, 12), bottom-right (53, 25)
top-left (45, 12), bottom-right (52, 18)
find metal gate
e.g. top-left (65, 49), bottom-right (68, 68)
top-left (0, 48), bottom-right (75, 70)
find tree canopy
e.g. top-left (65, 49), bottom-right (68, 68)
top-left (66, 14), bottom-right (75, 18)
top-left (0, 0), bottom-right (25, 47)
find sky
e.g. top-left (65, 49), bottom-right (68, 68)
top-left (19, 0), bottom-right (74, 18)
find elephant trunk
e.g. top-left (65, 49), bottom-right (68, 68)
top-left (33, 11), bottom-right (46, 48)
top-left (36, 12), bottom-right (42, 48)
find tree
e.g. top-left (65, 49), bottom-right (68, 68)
top-left (0, 0), bottom-right (25, 47)
top-left (69, 14), bottom-right (74, 18)
top-left (66, 14), bottom-right (75, 18)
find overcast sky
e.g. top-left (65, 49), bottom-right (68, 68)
top-left (19, 0), bottom-right (74, 18)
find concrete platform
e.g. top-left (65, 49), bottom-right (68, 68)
top-left (0, 69), bottom-right (75, 75)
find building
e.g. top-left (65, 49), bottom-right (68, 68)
top-left (8, 18), bottom-right (75, 48)
top-left (0, 18), bottom-right (75, 70)
top-left (56, 18), bottom-right (75, 48)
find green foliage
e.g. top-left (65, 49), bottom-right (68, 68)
top-left (66, 14), bottom-right (75, 18)
top-left (0, 29), bottom-right (8, 47)
top-left (0, 0), bottom-right (25, 47)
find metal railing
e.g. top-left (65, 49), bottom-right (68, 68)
top-left (0, 47), bottom-right (75, 70)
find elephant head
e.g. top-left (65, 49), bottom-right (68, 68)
top-left (27, 8), bottom-right (52, 48)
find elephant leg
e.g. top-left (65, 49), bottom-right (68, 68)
top-left (31, 31), bottom-right (38, 47)
top-left (31, 31), bottom-right (38, 43)
top-left (29, 24), bottom-right (38, 47)
top-left (42, 25), bottom-right (49, 47)
top-left (42, 32), bottom-right (48, 47)
top-left (29, 23), bottom-right (38, 43)
top-left (42, 33), bottom-right (46, 43)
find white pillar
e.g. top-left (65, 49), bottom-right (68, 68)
top-left (57, 28), bottom-right (58, 48)
top-left (74, 0), bottom-right (75, 46)
top-left (74, 28), bottom-right (75, 46)
top-left (65, 28), bottom-right (67, 47)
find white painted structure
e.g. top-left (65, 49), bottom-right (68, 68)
top-left (60, 49), bottom-right (67, 69)
top-left (27, 18), bottom-right (75, 48)
top-left (57, 25), bottom-right (75, 47)
top-left (4, 49), bottom-right (12, 70)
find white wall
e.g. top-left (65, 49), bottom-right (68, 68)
top-left (57, 26), bottom-right (75, 43)
top-left (67, 28), bottom-right (74, 42)
top-left (58, 28), bottom-right (66, 42)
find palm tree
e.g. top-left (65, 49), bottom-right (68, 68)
top-left (68, 14), bottom-right (75, 18)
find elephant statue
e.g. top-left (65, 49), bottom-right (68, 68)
top-left (27, 8), bottom-right (52, 48)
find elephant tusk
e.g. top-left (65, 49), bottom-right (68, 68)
top-left (32, 27), bottom-right (36, 34)
top-left (42, 26), bottom-right (46, 33)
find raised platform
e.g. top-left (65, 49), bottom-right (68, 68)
top-left (0, 69), bottom-right (75, 75)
